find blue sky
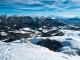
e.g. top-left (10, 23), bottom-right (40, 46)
top-left (0, 0), bottom-right (80, 17)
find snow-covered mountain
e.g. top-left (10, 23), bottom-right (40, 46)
top-left (0, 15), bottom-right (80, 60)
top-left (55, 16), bottom-right (80, 27)
top-left (0, 15), bottom-right (67, 42)
top-left (0, 29), bottom-right (80, 60)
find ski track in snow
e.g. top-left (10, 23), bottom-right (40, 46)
top-left (0, 43), bottom-right (13, 60)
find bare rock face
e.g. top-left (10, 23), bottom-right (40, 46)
top-left (20, 38), bottom-right (29, 43)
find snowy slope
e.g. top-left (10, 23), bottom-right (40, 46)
top-left (28, 30), bottom-right (80, 55)
top-left (29, 30), bottom-right (80, 48)
top-left (0, 41), bottom-right (80, 60)
top-left (0, 29), bottom-right (80, 60)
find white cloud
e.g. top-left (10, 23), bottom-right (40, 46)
top-left (3, 0), bottom-right (80, 11)
top-left (18, 7), bottom-right (44, 10)
top-left (1, 0), bottom-right (80, 17)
